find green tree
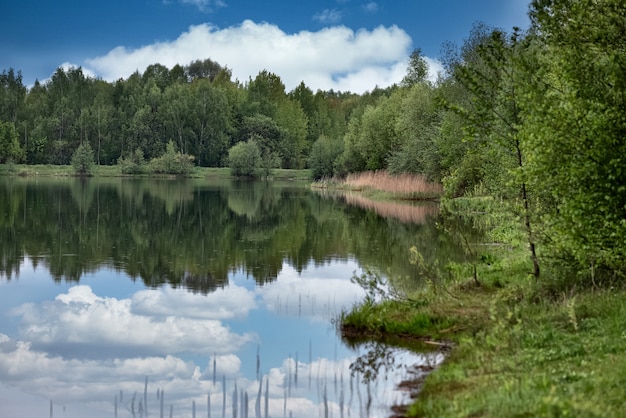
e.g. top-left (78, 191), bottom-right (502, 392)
top-left (401, 48), bottom-right (429, 87)
top-left (388, 82), bottom-right (440, 178)
top-left (227, 140), bottom-right (262, 178)
top-left (185, 58), bottom-right (223, 82)
top-left (0, 68), bottom-right (27, 124)
top-left (0, 121), bottom-right (23, 163)
top-left (522, 0), bottom-right (626, 278)
top-left (163, 83), bottom-right (193, 155)
top-left (308, 134), bottom-right (343, 179)
top-left (189, 79), bottom-right (231, 166)
top-left (71, 142), bottom-right (95, 175)
top-left (274, 99), bottom-right (308, 168)
top-left (245, 70), bottom-right (286, 118)
top-left (353, 91), bottom-right (405, 171)
top-left (441, 24), bottom-right (540, 278)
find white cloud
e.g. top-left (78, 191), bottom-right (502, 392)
top-left (178, 0), bottom-right (226, 12)
top-left (132, 284), bottom-right (256, 320)
top-left (257, 262), bottom-right (366, 321)
top-left (363, 1), bottom-right (379, 13)
top-left (0, 328), bottom-right (443, 418)
top-left (313, 9), bottom-right (343, 24)
top-left (11, 285), bottom-right (255, 356)
top-left (84, 20), bottom-right (417, 93)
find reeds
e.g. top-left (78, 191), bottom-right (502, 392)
top-left (343, 171), bottom-right (443, 198)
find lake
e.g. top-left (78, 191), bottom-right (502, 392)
top-left (0, 177), bottom-right (459, 418)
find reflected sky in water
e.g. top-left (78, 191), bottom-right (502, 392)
top-left (0, 257), bottom-right (442, 418)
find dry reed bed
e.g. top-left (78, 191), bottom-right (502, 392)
top-left (343, 171), bottom-right (443, 197)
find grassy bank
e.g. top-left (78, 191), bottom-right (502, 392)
top-left (341, 197), bottom-right (626, 417)
top-left (0, 163), bottom-right (312, 181)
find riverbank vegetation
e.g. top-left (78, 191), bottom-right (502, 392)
top-left (312, 170), bottom-right (443, 201)
top-left (342, 0), bottom-right (626, 416)
top-left (342, 195), bottom-right (626, 417)
top-left (0, 162), bottom-right (311, 181)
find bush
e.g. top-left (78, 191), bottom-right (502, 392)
top-left (71, 142), bottom-right (95, 175)
top-left (117, 148), bottom-right (147, 174)
top-left (150, 141), bottom-right (195, 175)
top-left (227, 140), bottom-right (262, 178)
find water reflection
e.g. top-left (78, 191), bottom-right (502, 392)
top-left (0, 178), bottom-right (458, 417)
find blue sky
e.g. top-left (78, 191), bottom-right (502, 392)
top-left (2, 0), bottom-right (530, 92)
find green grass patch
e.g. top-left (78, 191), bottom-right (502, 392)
top-left (0, 164), bottom-right (312, 181)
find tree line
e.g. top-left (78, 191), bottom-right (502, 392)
top-left (1, 0), bottom-right (624, 283)
top-left (0, 58), bottom-right (361, 172)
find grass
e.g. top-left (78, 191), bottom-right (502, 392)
top-left (0, 164), bottom-right (313, 181)
top-left (341, 195), bottom-right (626, 417)
top-left (312, 171), bottom-right (443, 201)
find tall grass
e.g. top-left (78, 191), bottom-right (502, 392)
top-left (343, 171), bottom-right (443, 198)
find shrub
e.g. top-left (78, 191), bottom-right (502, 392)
top-left (117, 148), bottom-right (147, 174)
top-left (227, 140), bottom-right (262, 178)
top-left (71, 142), bottom-right (95, 175)
top-left (150, 141), bottom-right (195, 175)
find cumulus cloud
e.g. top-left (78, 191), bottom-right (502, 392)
top-left (11, 285), bottom-right (255, 358)
top-left (132, 284), bottom-right (256, 320)
top-left (84, 20), bottom-right (416, 93)
top-left (257, 262), bottom-right (365, 321)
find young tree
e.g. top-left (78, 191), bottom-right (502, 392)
top-left (0, 68), bottom-right (27, 124)
top-left (189, 79), bottom-right (231, 166)
top-left (308, 134), bottom-right (343, 179)
top-left (0, 121), bottom-right (23, 163)
top-left (442, 24), bottom-right (540, 278)
top-left (228, 140), bottom-right (262, 178)
top-left (401, 48), bottom-right (429, 87)
top-left (71, 142), bottom-right (95, 175)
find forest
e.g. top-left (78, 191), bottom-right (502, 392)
top-left (1, 0), bottom-right (625, 284)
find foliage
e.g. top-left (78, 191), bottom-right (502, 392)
top-left (227, 139), bottom-right (262, 178)
top-left (401, 48), bottom-right (430, 87)
top-left (307, 134), bottom-right (343, 179)
top-left (117, 148), bottom-right (147, 174)
top-left (522, 0), bottom-right (626, 278)
top-left (71, 142), bottom-right (95, 175)
top-left (0, 121), bottom-right (23, 163)
top-left (342, 199), bottom-right (626, 417)
top-left (150, 140), bottom-right (195, 175)
top-left (2, 0), bottom-right (624, 284)
top-left (388, 83), bottom-right (440, 178)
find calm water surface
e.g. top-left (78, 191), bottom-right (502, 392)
top-left (0, 177), bottom-right (456, 418)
